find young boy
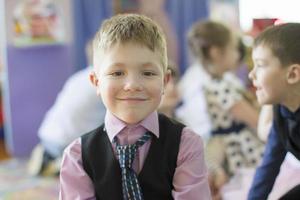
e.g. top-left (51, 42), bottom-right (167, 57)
top-left (59, 14), bottom-right (211, 200)
top-left (248, 23), bottom-right (300, 199)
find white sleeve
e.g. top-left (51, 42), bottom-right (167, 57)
top-left (38, 68), bottom-right (106, 148)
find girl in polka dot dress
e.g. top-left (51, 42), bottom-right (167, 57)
top-left (187, 20), bottom-right (265, 197)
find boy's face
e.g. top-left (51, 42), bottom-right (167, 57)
top-left (249, 45), bottom-right (289, 105)
top-left (91, 42), bottom-right (169, 124)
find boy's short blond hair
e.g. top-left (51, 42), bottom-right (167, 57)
top-left (93, 14), bottom-right (168, 71)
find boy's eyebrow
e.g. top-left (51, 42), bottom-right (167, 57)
top-left (108, 62), bottom-right (160, 69)
top-left (109, 63), bottom-right (126, 68)
top-left (142, 62), bottom-right (159, 68)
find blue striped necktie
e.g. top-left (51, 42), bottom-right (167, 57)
top-left (115, 132), bottom-right (152, 200)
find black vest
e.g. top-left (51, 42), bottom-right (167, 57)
top-left (273, 105), bottom-right (300, 160)
top-left (81, 114), bottom-right (184, 200)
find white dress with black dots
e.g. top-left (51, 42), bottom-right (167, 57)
top-left (203, 72), bottom-right (264, 175)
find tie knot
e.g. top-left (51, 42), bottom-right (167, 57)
top-left (115, 132), bottom-right (152, 168)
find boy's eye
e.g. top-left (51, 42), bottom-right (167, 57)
top-left (143, 71), bottom-right (157, 76)
top-left (110, 71), bottom-right (124, 76)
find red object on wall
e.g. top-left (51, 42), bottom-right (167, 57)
top-left (249, 18), bottom-right (278, 37)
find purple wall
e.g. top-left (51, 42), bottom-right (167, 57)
top-left (6, 44), bottom-right (73, 157)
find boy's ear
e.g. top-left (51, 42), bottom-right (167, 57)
top-left (90, 71), bottom-right (102, 96)
top-left (161, 69), bottom-right (172, 95)
top-left (163, 69), bottom-right (172, 86)
top-left (89, 71), bottom-right (99, 86)
top-left (286, 64), bottom-right (300, 84)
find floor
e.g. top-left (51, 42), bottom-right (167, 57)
top-left (0, 139), bottom-right (10, 160)
top-left (0, 139), bottom-right (59, 199)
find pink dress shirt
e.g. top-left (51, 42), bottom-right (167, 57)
top-left (59, 111), bottom-right (211, 200)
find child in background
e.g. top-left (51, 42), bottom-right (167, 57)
top-left (59, 14), bottom-right (211, 200)
top-left (248, 23), bottom-right (300, 200)
top-left (182, 20), bottom-right (264, 199)
top-left (27, 40), bottom-right (106, 176)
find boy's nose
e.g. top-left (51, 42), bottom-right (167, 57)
top-left (248, 68), bottom-right (255, 81)
top-left (123, 77), bottom-right (143, 91)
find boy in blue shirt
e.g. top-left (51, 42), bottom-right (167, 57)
top-left (248, 23), bottom-right (300, 199)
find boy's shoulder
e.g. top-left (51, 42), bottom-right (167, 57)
top-left (158, 114), bottom-right (203, 143)
top-left (81, 124), bottom-right (105, 141)
top-left (158, 113), bottom-right (185, 133)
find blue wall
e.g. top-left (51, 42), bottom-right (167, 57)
top-left (6, 45), bottom-right (73, 157)
top-left (72, 0), bottom-right (208, 73)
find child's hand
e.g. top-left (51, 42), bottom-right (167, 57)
top-left (209, 168), bottom-right (228, 200)
top-left (214, 168), bottom-right (228, 189)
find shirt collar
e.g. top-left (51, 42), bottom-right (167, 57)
top-left (104, 111), bottom-right (159, 142)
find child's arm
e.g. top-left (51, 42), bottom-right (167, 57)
top-left (59, 139), bottom-right (96, 200)
top-left (205, 136), bottom-right (228, 199)
top-left (230, 99), bottom-right (259, 130)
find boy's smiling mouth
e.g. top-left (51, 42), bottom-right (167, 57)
top-left (117, 97), bottom-right (148, 102)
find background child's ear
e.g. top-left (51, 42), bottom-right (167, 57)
top-left (89, 71), bottom-right (99, 86)
top-left (286, 64), bottom-right (300, 84)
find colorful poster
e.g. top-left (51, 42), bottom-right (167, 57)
top-left (12, 0), bottom-right (65, 47)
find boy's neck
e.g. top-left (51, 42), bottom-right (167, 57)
top-left (282, 102), bottom-right (300, 113)
top-left (281, 88), bottom-right (300, 112)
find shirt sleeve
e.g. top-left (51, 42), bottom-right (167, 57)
top-left (172, 127), bottom-right (212, 200)
top-left (247, 124), bottom-right (287, 200)
top-left (59, 138), bottom-right (96, 200)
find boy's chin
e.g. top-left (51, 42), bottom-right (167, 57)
top-left (257, 97), bottom-right (273, 106)
top-left (118, 114), bottom-right (146, 125)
